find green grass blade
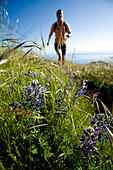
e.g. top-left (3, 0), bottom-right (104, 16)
top-left (0, 162), bottom-right (5, 170)
top-left (20, 48), bottom-right (33, 59)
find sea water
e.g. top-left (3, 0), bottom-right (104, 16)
top-left (45, 53), bottom-right (113, 65)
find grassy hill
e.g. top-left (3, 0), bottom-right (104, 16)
top-left (0, 45), bottom-right (113, 169)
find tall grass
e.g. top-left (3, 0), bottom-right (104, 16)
top-left (0, 39), bottom-right (113, 169)
top-left (0, 1), bottom-right (113, 168)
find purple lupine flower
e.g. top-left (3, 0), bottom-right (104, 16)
top-left (7, 85), bottom-right (12, 89)
top-left (44, 77), bottom-right (47, 80)
top-left (79, 113), bottom-right (110, 157)
top-left (31, 80), bottom-right (39, 87)
top-left (9, 101), bottom-right (18, 110)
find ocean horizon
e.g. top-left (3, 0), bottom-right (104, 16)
top-left (44, 52), bottom-right (113, 65)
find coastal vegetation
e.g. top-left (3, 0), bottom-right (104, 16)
top-left (0, 41), bottom-right (113, 169)
top-left (0, 1), bottom-right (113, 169)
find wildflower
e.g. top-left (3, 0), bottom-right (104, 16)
top-left (89, 149), bottom-right (93, 153)
top-left (68, 78), bottom-right (71, 82)
top-left (79, 113), bottom-right (110, 157)
top-left (33, 72), bottom-right (37, 78)
top-left (9, 101), bottom-right (18, 110)
top-left (44, 77), bottom-right (47, 80)
top-left (107, 124), bottom-right (110, 127)
top-left (55, 107), bottom-right (59, 111)
top-left (93, 94), bottom-right (98, 101)
top-left (7, 85), bottom-right (13, 93)
top-left (104, 133), bottom-right (108, 139)
top-left (7, 85), bottom-right (12, 89)
top-left (64, 107), bottom-right (68, 111)
top-left (10, 90), bottom-right (13, 93)
top-left (50, 77), bottom-right (53, 82)
top-left (31, 80), bottom-right (39, 87)
top-left (8, 78), bottom-right (47, 112)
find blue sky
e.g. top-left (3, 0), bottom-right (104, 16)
top-left (1, 0), bottom-right (113, 54)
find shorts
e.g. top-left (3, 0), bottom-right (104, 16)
top-left (55, 43), bottom-right (66, 56)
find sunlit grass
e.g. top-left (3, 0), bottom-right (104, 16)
top-left (0, 0), bottom-right (112, 167)
top-left (0, 39), bottom-right (113, 169)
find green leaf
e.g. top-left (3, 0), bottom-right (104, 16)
top-left (44, 146), bottom-right (53, 158)
top-left (31, 148), bottom-right (38, 154)
top-left (31, 144), bottom-right (36, 149)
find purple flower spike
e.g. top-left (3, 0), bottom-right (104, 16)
top-left (89, 149), bottom-right (93, 153)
